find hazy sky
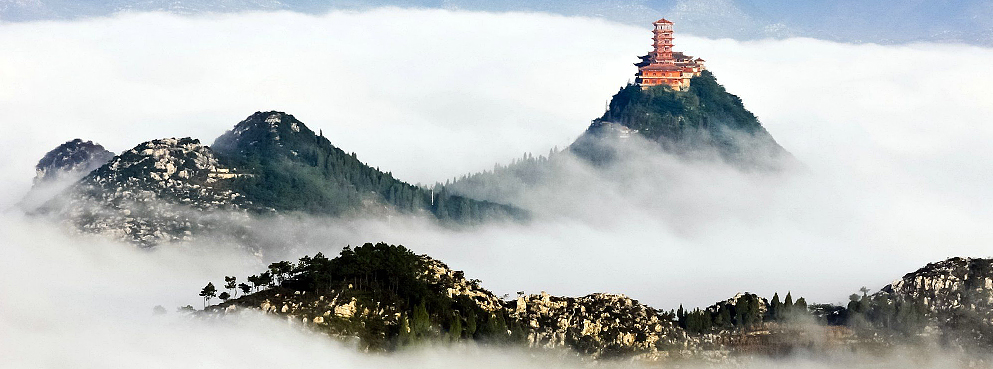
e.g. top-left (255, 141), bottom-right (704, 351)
top-left (1, 9), bottom-right (993, 366)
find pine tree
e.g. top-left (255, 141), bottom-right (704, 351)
top-left (224, 276), bottom-right (237, 297)
top-left (449, 314), bottom-right (463, 341)
top-left (465, 310), bottom-right (478, 337)
top-left (411, 302), bottom-right (431, 338)
top-left (398, 313), bottom-right (413, 346)
top-left (199, 282), bottom-right (217, 309)
top-left (770, 292), bottom-right (782, 321)
top-left (794, 297), bottom-right (808, 319)
top-left (784, 292), bottom-right (794, 317)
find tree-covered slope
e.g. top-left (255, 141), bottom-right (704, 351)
top-left (572, 70), bottom-right (790, 166)
top-left (212, 111), bottom-right (525, 223)
top-left (204, 246), bottom-right (993, 361)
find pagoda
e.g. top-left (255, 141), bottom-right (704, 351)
top-left (634, 19), bottom-right (706, 91)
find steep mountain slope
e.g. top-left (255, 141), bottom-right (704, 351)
top-left (877, 257), bottom-right (993, 346)
top-left (20, 139), bottom-right (115, 210)
top-left (42, 137), bottom-right (249, 246)
top-left (572, 70), bottom-right (789, 167)
top-left (446, 70), bottom-right (791, 207)
top-left (213, 111), bottom-right (524, 222)
top-left (32, 139), bottom-right (114, 185)
top-left (34, 112), bottom-right (523, 246)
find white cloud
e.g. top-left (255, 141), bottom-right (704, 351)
top-left (2, 9), bottom-right (993, 367)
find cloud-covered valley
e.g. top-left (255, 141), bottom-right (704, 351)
top-left (2, 8), bottom-right (993, 367)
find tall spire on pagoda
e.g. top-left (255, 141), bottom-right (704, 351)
top-left (652, 18), bottom-right (675, 65)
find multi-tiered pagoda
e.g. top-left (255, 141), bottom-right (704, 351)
top-left (634, 19), bottom-right (706, 91)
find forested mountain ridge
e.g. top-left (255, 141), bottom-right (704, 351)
top-left (202, 245), bottom-right (993, 362)
top-left (213, 111), bottom-right (524, 222)
top-left (32, 112), bottom-right (525, 246)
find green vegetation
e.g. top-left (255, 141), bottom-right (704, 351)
top-left (677, 292), bottom-right (814, 335)
top-left (202, 242), bottom-right (522, 350)
top-left (212, 112), bottom-right (525, 223)
top-left (572, 70), bottom-right (786, 165)
top-left (598, 70), bottom-right (764, 139)
top-left (844, 288), bottom-right (928, 336)
top-left (198, 282), bottom-right (216, 309)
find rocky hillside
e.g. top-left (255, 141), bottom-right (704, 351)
top-left (20, 139), bottom-right (115, 211)
top-left (33, 139), bottom-right (114, 185)
top-left (510, 291), bottom-right (681, 360)
top-left (877, 257), bottom-right (993, 346)
top-left (30, 112), bottom-right (524, 246)
top-left (206, 243), bottom-right (696, 357)
top-left (201, 246), bottom-right (993, 362)
top-left (40, 138), bottom-right (250, 246)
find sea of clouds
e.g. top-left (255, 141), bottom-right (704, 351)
top-left (2, 8), bottom-right (993, 367)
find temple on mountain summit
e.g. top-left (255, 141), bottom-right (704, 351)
top-left (634, 18), bottom-right (706, 91)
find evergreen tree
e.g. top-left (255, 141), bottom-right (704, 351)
top-left (769, 292), bottom-right (782, 321)
top-left (268, 261), bottom-right (294, 286)
top-left (784, 292), bottom-right (794, 317)
top-left (411, 302), bottom-right (431, 338)
top-left (794, 297), bottom-right (808, 315)
top-left (218, 291), bottom-right (231, 302)
top-left (465, 310), bottom-right (478, 337)
top-left (199, 282), bottom-right (217, 308)
top-left (247, 275), bottom-right (260, 292)
top-left (715, 305), bottom-right (732, 328)
top-left (398, 313), bottom-right (413, 346)
top-left (449, 314), bottom-right (463, 341)
top-left (224, 276), bottom-right (237, 297)
top-left (258, 272), bottom-right (273, 289)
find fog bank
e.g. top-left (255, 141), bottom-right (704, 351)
top-left (2, 10), bottom-right (993, 365)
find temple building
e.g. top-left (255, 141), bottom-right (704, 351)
top-left (634, 19), bottom-right (706, 91)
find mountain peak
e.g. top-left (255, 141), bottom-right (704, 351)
top-left (211, 111), bottom-right (323, 158)
top-left (571, 70), bottom-right (791, 167)
top-left (34, 138), bottom-right (114, 185)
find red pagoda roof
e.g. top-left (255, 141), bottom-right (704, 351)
top-left (654, 18), bottom-right (673, 24)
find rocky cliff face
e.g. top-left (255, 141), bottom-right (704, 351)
top-left (510, 291), bottom-right (682, 360)
top-left (879, 257), bottom-right (993, 345)
top-left (42, 137), bottom-right (251, 246)
top-left (20, 139), bottom-right (115, 211)
top-left (33, 139), bottom-right (114, 185)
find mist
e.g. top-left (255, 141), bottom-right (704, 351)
top-left (2, 8), bottom-right (993, 367)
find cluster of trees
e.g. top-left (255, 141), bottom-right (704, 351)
top-left (676, 292), bottom-right (811, 335)
top-left (212, 112), bottom-right (525, 223)
top-left (197, 242), bottom-right (524, 349)
top-left (443, 149), bottom-right (563, 205)
top-left (844, 288), bottom-right (928, 335)
top-left (768, 292), bottom-right (808, 322)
